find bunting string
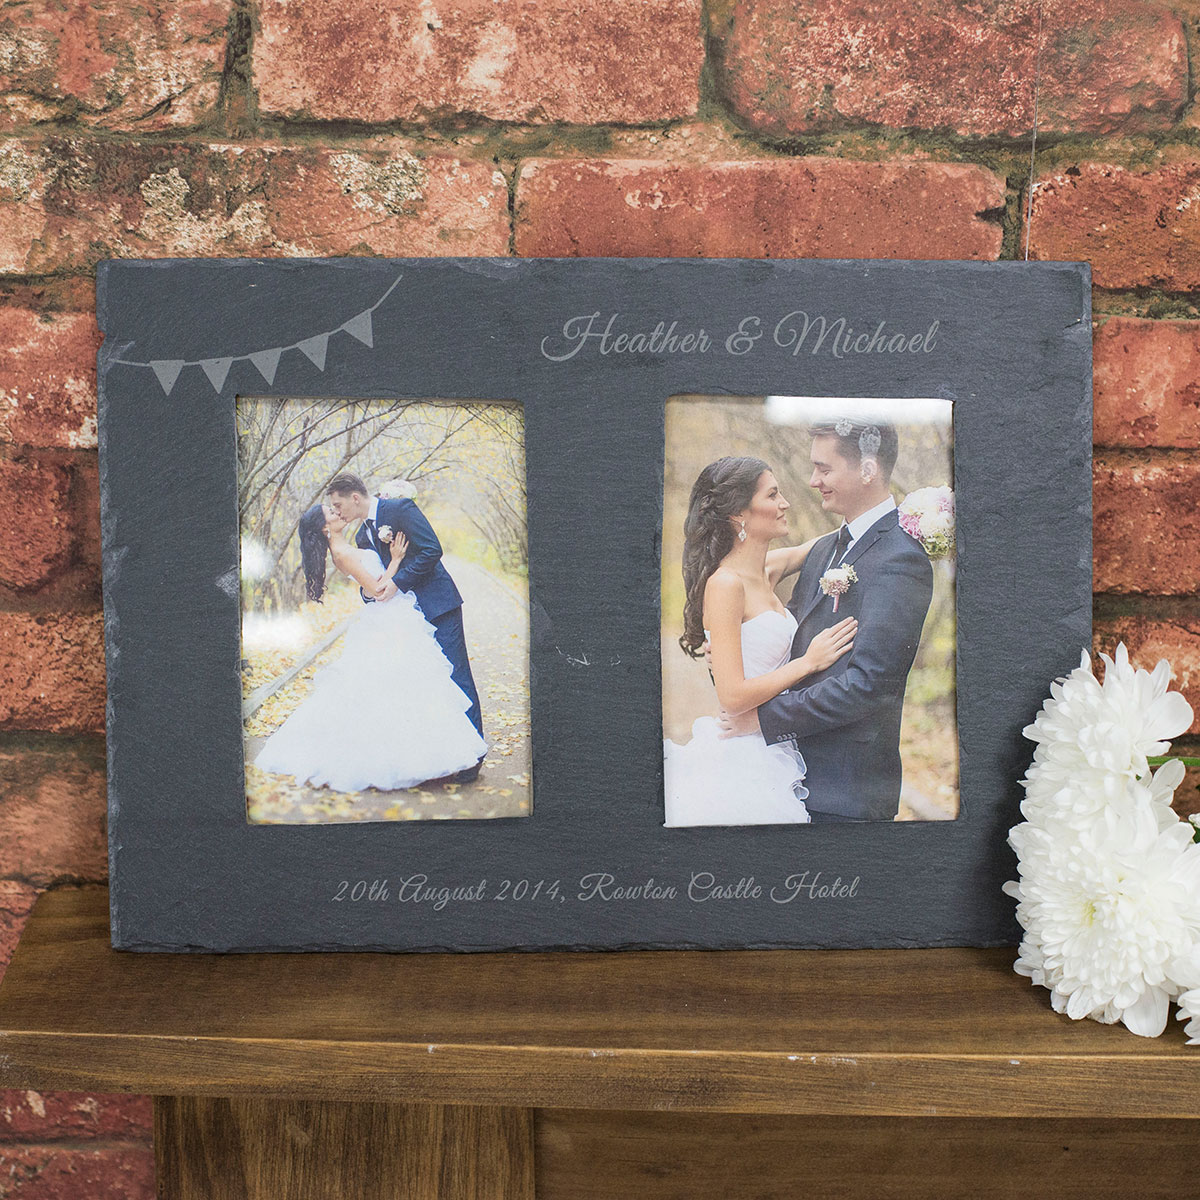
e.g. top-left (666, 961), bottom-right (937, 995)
top-left (110, 273), bottom-right (403, 396)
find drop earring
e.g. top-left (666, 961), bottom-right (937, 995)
top-left (737, 520), bottom-right (747, 542)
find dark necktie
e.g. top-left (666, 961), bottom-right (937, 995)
top-left (814, 525), bottom-right (852, 599)
top-left (364, 517), bottom-right (380, 551)
top-left (827, 524), bottom-right (852, 569)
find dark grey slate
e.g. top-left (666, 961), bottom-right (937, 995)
top-left (97, 257), bottom-right (1092, 952)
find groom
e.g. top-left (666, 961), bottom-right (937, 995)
top-left (326, 473), bottom-right (485, 780)
top-left (721, 419), bottom-right (933, 821)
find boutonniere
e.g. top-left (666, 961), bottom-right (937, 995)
top-left (377, 524), bottom-right (394, 544)
top-left (819, 565), bottom-right (858, 612)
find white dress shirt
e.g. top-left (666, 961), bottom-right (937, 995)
top-left (837, 495), bottom-right (897, 558)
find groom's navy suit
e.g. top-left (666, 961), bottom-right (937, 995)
top-left (357, 497), bottom-right (483, 739)
top-left (758, 510), bottom-right (933, 821)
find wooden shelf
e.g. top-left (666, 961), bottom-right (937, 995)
top-left (0, 887), bottom-right (1196, 1119)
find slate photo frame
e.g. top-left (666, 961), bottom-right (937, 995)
top-left (98, 256), bottom-right (1092, 952)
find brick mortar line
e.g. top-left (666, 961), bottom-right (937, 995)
top-left (0, 1137), bottom-right (153, 1152)
top-left (1181, 16), bottom-right (1199, 120)
top-left (0, 445), bottom-right (95, 464)
top-left (1092, 297), bottom-right (1200, 317)
top-left (216, 0), bottom-right (256, 138)
top-left (1093, 445), bottom-right (1200, 455)
top-left (0, 731), bottom-right (104, 750)
top-left (1094, 446), bottom-right (1200, 465)
top-left (3, 119), bottom-right (1200, 166)
top-left (0, 596), bottom-right (101, 615)
top-left (1093, 594), bottom-right (1200, 622)
top-left (501, 160), bottom-right (519, 257)
top-left (0, 875), bottom-right (106, 891)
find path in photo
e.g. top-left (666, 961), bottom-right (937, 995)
top-left (244, 554), bottom-right (530, 822)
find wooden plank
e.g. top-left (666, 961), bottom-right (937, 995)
top-left (156, 1098), bottom-right (534, 1200)
top-left (536, 1112), bottom-right (1200, 1199)
top-left (1, 889), bottom-right (1197, 1117)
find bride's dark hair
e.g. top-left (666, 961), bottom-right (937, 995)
top-left (298, 503), bottom-right (329, 603)
top-left (679, 455), bottom-right (770, 658)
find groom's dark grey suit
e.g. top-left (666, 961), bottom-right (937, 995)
top-left (758, 509), bottom-right (933, 821)
top-left (357, 497), bottom-right (483, 740)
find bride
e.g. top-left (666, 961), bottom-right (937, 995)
top-left (253, 502), bottom-right (487, 792)
top-left (664, 456), bottom-right (856, 827)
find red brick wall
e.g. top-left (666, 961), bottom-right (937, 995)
top-left (1, 0), bottom-right (1198, 1189)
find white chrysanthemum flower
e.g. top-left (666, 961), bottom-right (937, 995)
top-left (1005, 820), bottom-right (1200, 1037)
top-left (1023, 646), bottom-right (1193, 781)
top-left (1171, 948), bottom-right (1200, 1044)
top-left (1019, 760), bottom-right (1185, 841)
top-left (1178, 987), bottom-right (1200, 1044)
top-left (1010, 643), bottom-right (1200, 1041)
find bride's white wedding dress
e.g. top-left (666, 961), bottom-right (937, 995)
top-left (663, 609), bottom-right (810, 826)
top-left (254, 549), bottom-right (486, 791)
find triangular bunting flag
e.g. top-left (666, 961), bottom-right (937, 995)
top-left (200, 357), bottom-right (234, 391)
top-left (150, 360), bottom-right (185, 396)
top-left (342, 309), bottom-right (374, 348)
top-left (296, 334), bottom-right (329, 371)
top-left (250, 347), bottom-right (282, 385)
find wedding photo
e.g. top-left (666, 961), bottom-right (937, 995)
top-left (237, 397), bottom-right (530, 824)
top-left (662, 395), bottom-right (957, 826)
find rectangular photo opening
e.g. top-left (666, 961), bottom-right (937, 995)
top-left (662, 395), bottom-right (957, 826)
top-left (236, 397), bottom-right (530, 824)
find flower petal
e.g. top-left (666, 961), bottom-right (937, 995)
top-left (1120, 987), bottom-right (1170, 1038)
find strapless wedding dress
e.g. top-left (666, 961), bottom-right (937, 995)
top-left (663, 609), bottom-right (810, 826)
top-left (254, 554), bottom-right (486, 792)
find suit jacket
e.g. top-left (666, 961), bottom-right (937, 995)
top-left (758, 509), bottom-right (933, 820)
top-left (356, 497), bottom-right (463, 620)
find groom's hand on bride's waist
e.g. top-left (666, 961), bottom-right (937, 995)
top-left (717, 708), bottom-right (760, 739)
top-left (373, 579), bottom-right (399, 602)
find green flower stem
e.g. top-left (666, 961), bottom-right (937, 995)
top-left (1148, 756), bottom-right (1200, 768)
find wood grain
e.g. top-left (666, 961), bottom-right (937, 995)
top-left (1, 889), bottom-right (1197, 1117)
top-left (536, 1112), bottom-right (1200, 1199)
top-left (155, 1098), bottom-right (534, 1200)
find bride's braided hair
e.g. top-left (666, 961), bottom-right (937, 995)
top-left (298, 503), bottom-right (329, 603)
top-left (678, 456), bottom-right (769, 658)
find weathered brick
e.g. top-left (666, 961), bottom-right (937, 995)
top-left (0, 613), bottom-right (105, 734)
top-left (71, 459), bottom-right (101, 586)
top-left (0, 739), bottom-right (107, 883)
top-left (256, 0), bottom-right (703, 126)
top-left (1029, 162), bottom-right (1200, 291)
top-left (0, 1146), bottom-right (154, 1199)
top-left (0, 879), bottom-right (36, 981)
top-left (1093, 616), bottom-right (1200, 735)
top-left (0, 140), bottom-right (510, 274)
top-left (1178, 762), bottom-right (1200, 823)
top-left (1093, 457), bottom-right (1200, 594)
top-left (515, 158), bottom-right (1004, 259)
top-left (0, 304), bottom-right (98, 450)
top-left (0, 1091), bottom-right (151, 1142)
top-left (0, 2), bottom-right (230, 131)
top-left (0, 457), bottom-right (73, 592)
top-left (715, 0), bottom-right (1186, 140)
top-left (1094, 317), bottom-right (1200, 448)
